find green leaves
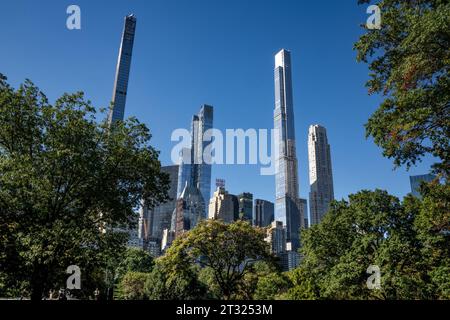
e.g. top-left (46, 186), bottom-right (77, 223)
top-left (154, 220), bottom-right (273, 300)
top-left (0, 75), bottom-right (169, 299)
top-left (286, 186), bottom-right (449, 300)
top-left (354, 0), bottom-right (450, 177)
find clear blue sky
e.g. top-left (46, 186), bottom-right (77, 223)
top-left (0, 0), bottom-right (434, 207)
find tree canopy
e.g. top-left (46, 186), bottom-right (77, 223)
top-left (0, 74), bottom-right (169, 300)
top-left (354, 0), bottom-right (450, 177)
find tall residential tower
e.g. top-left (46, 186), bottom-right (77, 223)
top-left (108, 14), bottom-right (137, 126)
top-left (308, 125), bottom-right (334, 225)
top-left (176, 105), bottom-right (213, 219)
top-left (273, 49), bottom-right (303, 251)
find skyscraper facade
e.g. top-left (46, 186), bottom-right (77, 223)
top-left (208, 187), bottom-right (238, 224)
top-left (308, 125), bottom-right (334, 225)
top-left (139, 165), bottom-right (178, 255)
top-left (108, 14), bottom-right (137, 125)
top-left (254, 199), bottom-right (274, 228)
top-left (298, 198), bottom-right (308, 229)
top-left (265, 221), bottom-right (286, 255)
top-left (273, 49), bottom-right (303, 250)
top-left (237, 192), bottom-right (253, 222)
top-left (176, 105), bottom-right (213, 219)
top-left (171, 182), bottom-right (205, 238)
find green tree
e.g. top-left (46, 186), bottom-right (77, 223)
top-left (295, 190), bottom-right (428, 300)
top-left (156, 220), bottom-right (271, 300)
top-left (254, 272), bottom-right (292, 300)
top-left (116, 272), bottom-right (150, 300)
top-left (354, 0), bottom-right (450, 177)
top-left (115, 248), bottom-right (154, 281)
top-left (144, 260), bottom-right (208, 300)
top-left (0, 74), bottom-right (170, 300)
top-left (415, 182), bottom-right (450, 299)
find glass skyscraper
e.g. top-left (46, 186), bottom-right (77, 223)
top-left (308, 125), bottom-right (334, 225)
top-left (108, 14), bottom-right (137, 126)
top-left (273, 49), bottom-right (303, 251)
top-left (254, 199), bottom-right (274, 228)
top-left (176, 105), bottom-right (213, 219)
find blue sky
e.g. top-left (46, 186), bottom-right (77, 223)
top-left (0, 0), bottom-right (434, 208)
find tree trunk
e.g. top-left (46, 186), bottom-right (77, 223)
top-left (30, 264), bottom-right (48, 301)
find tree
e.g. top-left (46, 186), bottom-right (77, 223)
top-left (144, 260), bottom-right (208, 300)
top-left (354, 0), bottom-right (450, 177)
top-left (414, 182), bottom-right (450, 299)
top-left (253, 272), bottom-right (292, 300)
top-left (294, 190), bottom-right (428, 300)
top-left (115, 248), bottom-right (154, 281)
top-left (157, 220), bottom-right (272, 300)
top-left (116, 272), bottom-right (150, 300)
top-left (0, 74), bottom-right (170, 300)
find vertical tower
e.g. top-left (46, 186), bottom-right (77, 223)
top-left (237, 192), bottom-right (253, 222)
top-left (308, 125), bottom-right (334, 225)
top-left (254, 199), bottom-right (274, 228)
top-left (274, 49), bottom-right (302, 250)
top-left (195, 105), bottom-right (213, 214)
top-left (176, 105), bottom-right (213, 219)
top-left (108, 14), bottom-right (137, 126)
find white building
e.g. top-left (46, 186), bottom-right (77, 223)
top-left (308, 125), bottom-right (334, 225)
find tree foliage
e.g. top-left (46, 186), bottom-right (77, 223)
top-left (354, 0), bottom-right (450, 177)
top-left (0, 74), bottom-right (170, 299)
top-left (285, 187), bottom-right (449, 300)
top-left (151, 220), bottom-right (272, 300)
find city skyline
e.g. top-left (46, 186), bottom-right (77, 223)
top-left (0, 1), bottom-right (436, 208)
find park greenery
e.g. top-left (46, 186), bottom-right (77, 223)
top-left (0, 0), bottom-right (448, 300)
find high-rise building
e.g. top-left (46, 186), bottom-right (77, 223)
top-left (265, 221), bottom-right (286, 255)
top-left (273, 49), bottom-right (303, 250)
top-left (108, 14), bottom-right (137, 125)
top-left (176, 105), bottom-right (213, 219)
top-left (308, 125), bottom-right (334, 225)
top-left (254, 199), bottom-right (274, 228)
top-left (208, 187), bottom-right (238, 224)
top-left (139, 165), bottom-right (178, 254)
top-left (410, 174), bottom-right (437, 198)
top-left (298, 198), bottom-right (308, 229)
top-left (237, 192), bottom-right (253, 222)
top-left (171, 182), bottom-right (205, 238)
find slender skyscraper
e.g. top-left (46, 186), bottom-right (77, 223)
top-left (308, 125), bottom-right (334, 225)
top-left (176, 105), bottom-right (213, 219)
top-left (108, 14), bottom-right (137, 126)
top-left (274, 49), bottom-right (303, 251)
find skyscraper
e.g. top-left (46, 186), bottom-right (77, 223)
top-left (176, 105), bottom-right (213, 219)
top-left (274, 49), bottom-right (303, 250)
top-left (139, 165), bottom-right (178, 255)
top-left (298, 198), bottom-right (308, 229)
top-left (265, 221), bottom-right (286, 255)
top-left (108, 14), bottom-right (137, 126)
top-left (208, 187), bottom-right (238, 224)
top-left (410, 174), bottom-right (436, 198)
top-left (171, 182), bottom-right (205, 238)
top-left (308, 125), bottom-right (334, 225)
top-left (254, 199), bottom-right (274, 228)
top-left (237, 192), bottom-right (253, 222)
